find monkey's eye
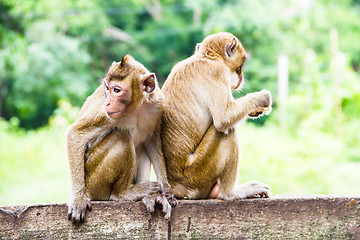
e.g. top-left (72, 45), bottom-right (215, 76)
top-left (113, 87), bottom-right (121, 93)
top-left (104, 84), bottom-right (110, 91)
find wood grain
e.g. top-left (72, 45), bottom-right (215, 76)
top-left (1, 196), bottom-right (359, 239)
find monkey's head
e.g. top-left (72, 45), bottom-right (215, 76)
top-left (197, 32), bottom-right (248, 90)
top-left (103, 55), bottom-right (157, 119)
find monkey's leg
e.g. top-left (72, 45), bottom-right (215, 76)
top-left (172, 124), bottom-right (232, 199)
top-left (112, 144), bottom-right (163, 202)
top-left (85, 130), bottom-right (135, 200)
top-left (215, 130), bottom-right (271, 200)
top-left (178, 125), bottom-right (270, 199)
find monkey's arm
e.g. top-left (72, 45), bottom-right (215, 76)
top-left (209, 84), bottom-right (272, 133)
top-left (141, 130), bottom-right (177, 221)
top-left (66, 127), bottom-right (92, 225)
top-left (144, 125), bottom-right (177, 206)
top-left (67, 88), bottom-right (106, 224)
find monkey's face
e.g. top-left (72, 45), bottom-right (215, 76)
top-left (225, 38), bottom-right (247, 91)
top-left (199, 32), bottom-right (247, 90)
top-left (103, 79), bottom-right (132, 119)
top-left (232, 60), bottom-right (245, 90)
top-left (103, 55), bottom-right (157, 119)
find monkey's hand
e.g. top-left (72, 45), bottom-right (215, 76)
top-left (248, 90), bottom-right (272, 119)
top-left (142, 193), bottom-right (174, 220)
top-left (67, 196), bottom-right (92, 225)
top-left (248, 107), bottom-right (272, 119)
top-left (116, 181), bottom-right (162, 202)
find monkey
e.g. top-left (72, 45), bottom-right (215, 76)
top-left (66, 55), bottom-right (176, 225)
top-left (161, 32), bottom-right (272, 200)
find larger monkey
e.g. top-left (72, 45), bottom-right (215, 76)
top-left (161, 32), bottom-right (272, 200)
top-left (67, 55), bottom-right (176, 225)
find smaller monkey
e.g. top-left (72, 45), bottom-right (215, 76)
top-left (67, 55), bottom-right (176, 225)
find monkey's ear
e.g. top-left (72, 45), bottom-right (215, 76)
top-left (225, 37), bottom-right (237, 58)
top-left (111, 61), bottom-right (117, 67)
top-left (141, 73), bottom-right (156, 93)
top-left (195, 43), bottom-right (201, 52)
top-left (120, 55), bottom-right (129, 67)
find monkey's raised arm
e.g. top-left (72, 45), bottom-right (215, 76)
top-left (209, 88), bottom-right (272, 133)
top-left (204, 64), bottom-right (271, 134)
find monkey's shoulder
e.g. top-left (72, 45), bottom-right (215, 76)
top-left (169, 57), bottom-right (225, 82)
top-left (146, 88), bottom-right (165, 105)
top-left (77, 85), bottom-right (104, 113)
top-left (70, 87), bottom-right (109, 131)
top-left (121, 100), bottom-right (162, 145)
top-left (133, 100), bottom-right (162, 128)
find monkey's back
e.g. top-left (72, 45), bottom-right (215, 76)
top-left (161, 56), bottom-right (219, 176)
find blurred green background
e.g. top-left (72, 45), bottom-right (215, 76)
top-left (1, 0), bottom-right (360, 204)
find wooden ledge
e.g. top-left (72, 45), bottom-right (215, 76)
top-left (1, 196), bottom-right (360, 239)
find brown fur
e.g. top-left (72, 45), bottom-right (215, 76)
top-left (67, 55), bottom-right (175, 225)
top-left (161, 32), bottom-right (272, 200)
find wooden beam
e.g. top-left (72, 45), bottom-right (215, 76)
top-left (1, 196), bottom-right (360, 239)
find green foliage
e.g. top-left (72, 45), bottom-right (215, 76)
top-left (2, 0), bottom-right (360, 128)
top-left (0, 0), bottom-right (103, 129)
top-left (2, 19), bottom-right (95, 128)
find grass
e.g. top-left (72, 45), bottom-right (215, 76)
top-left (0, 121), bottom-right (359, 205)
top-left (237, 123), bottom-right (360, 195)
top-left (0, 127), bottom-right (70, 204)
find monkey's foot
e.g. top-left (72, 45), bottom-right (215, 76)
top-left (113, 181), bottom-right (162, 202)
top-left (165, 192), bottom-right (177, 207)
top-left (219, 181), bottom-right (272, 200)
top-left (163, 187), bottom-right (177, 207)
top-left (142, 193), bottom-right (173, 220)
top-left (240, 181), bottom-right (272, 198)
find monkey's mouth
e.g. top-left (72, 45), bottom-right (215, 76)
top-left (233, 67), bottom-right (243, 90)
top-left (106, 111), bottom-right (122, 119)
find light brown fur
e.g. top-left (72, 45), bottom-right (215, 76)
top-left (161, 32), bottom-right (272, 200)
top-left (67, 55), bottom-right (175, 225)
